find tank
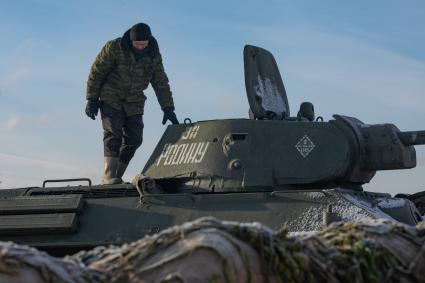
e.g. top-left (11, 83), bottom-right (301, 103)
top-left (0, 45), bottom-right (424, 256)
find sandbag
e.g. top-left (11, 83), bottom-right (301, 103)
top-left (1, 218), bottom-right (425, 283)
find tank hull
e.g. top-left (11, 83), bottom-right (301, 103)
top-left (0, 185), bottom-right (421, 256)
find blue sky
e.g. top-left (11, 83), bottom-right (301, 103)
top-left (0, 0), bottom-right (424, 195)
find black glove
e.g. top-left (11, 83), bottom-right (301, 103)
top-left (85, 99), bottom-right (99, 120)
top-left (162, 107), bottom-right (179, 125)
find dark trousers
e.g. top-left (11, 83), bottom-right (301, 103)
top-left (100, 103), bottom-right (144, 164)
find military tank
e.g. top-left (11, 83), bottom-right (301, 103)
top-left (0, 45), bottom-right (424, 256)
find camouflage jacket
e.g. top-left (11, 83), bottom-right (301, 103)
top-left (86, 31), bottom-right (174, 116)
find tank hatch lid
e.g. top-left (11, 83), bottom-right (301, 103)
top-left (244, 45), bottom-right (289, 119)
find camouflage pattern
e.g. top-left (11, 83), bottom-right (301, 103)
top-left (86, 35), bottom-right (174, 116)
top-left (100, 103), bottom-right (143, 164)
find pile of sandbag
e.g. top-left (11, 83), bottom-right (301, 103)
top-left (1, 217), bottom-right (424, 283)
top-left (0, 242), bottom-right (104, 283)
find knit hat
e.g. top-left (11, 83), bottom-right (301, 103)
top-left (129, 23), bottom-right (152, 41)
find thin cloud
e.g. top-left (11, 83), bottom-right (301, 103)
top-left (0, 169), bottom-right (100, 189)
top-left (0, 153), bottom-right (77, 171)
top-left (1, 116), bottom-right (20, 130)
top-left (0, 114), bottom-right (51, 131)
top-left (253, 26), bottom-right (425, 113)
top-left (0, 172), bottom-right (42, 189)
top-left (0, 66), bottom-right (32, 87)
top-left (219, 98), bottom-right (243, 113)
top-left (0, 153), bottom-right (101, 189)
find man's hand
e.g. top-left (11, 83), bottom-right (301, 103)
top-left (85, 99), bottom-right (99, 120)
top-left (162, 107), bottom-right (179, 125)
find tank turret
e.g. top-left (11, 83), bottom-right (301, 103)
top-left (142, 45), bottom-right (425, 192)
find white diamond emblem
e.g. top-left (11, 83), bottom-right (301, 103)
top-left (295, 135), bottom-right (315, 158)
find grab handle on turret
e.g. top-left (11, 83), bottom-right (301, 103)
top-left (398, 131), bottom-right (425, 146)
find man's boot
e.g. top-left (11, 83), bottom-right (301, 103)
top-left (116, 161), bottom-right (128, 183)
top-left (102, 157), bottom-right (123, 185)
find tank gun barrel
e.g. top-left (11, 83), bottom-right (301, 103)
top-left (398, 131), bottom-right (425, 146)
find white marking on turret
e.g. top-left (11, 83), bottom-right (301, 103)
top-left (295, 135), bottom-right (315, 158)
top-left (171, 144), bottom-right (186, 165)
top-left (195, 142), bottom-right (210, 163)
top-left (182, 143), bottom-right (197, 164)
top-left (181, 125), bottom-right (200, 140)
top-left (176, 143), bottom-right (190, 164)
top-left (186, 143), bottom-right (203, 164)
top-left (164, 145), bottom-right (178, 166)
top-left (156, 125), bottom-right (210, 166)
top-left (156, 143), bottom-right (171, 166)
top-left (156, 141), bottom-right (210, 166)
